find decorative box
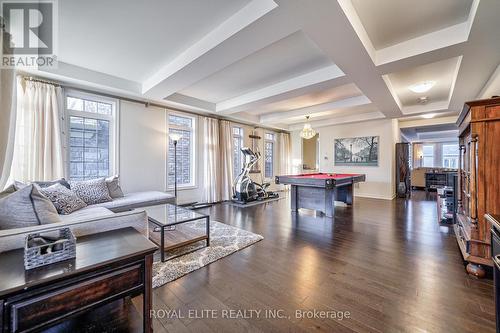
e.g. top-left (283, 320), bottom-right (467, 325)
top-left (24, 228), bottom-right (76, 270)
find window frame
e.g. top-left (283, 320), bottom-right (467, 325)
top-left (167, 111), bottom-right (197, 190)
top-left (264, 132), bottom-right (275, 180)
top-left (442, 143), bottom-right (459, 168)
top-left (64, 90), bottom-right (119, 180)
top-left (422, 144), bottom-right (434, 167)
top-left (232, 126), bottom-right (244, 179)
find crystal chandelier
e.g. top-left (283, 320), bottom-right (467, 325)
top-left (300, 116), bottom-right (316, 139)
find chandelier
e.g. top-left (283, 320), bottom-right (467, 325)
top-left (300, 116), bottom-right (316, 139)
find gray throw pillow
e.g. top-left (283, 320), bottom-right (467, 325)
top-left (105, 175), bottom-right (124, 198)
top-left (39, 183), bottom-right (87, 215)
top-left (34, 178), bottom-right (71, 190)
top-left (0, 185), bottom-right (61, 230)
top-left (0, 184), bottom-right (17, 199)
top-left (70, 178), bottom-right (112, 205)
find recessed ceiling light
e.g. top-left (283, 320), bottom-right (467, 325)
top-left (421, 113), bottom-right (436, 119)
top-left (409, 81), bottom-right (436, 93)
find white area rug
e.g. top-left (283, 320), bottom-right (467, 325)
top-left (152, 220), bottom-right (263, 288)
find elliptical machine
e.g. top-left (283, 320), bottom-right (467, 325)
top-left (233, 147), bottom-right (279, 203)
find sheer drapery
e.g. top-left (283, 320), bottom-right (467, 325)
top-left (0, 31), bottom-right (16, 189)
top-left (9, 79), bottom-right (65, 182)
top-left (219, 120), bottom-right (234, 201)
top-left (202, 117), bottom-right (221, 203)
top-left (278, 132), bottom-right (291, 189)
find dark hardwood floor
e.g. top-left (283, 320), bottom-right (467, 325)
top-left (153, 191), bottom-right (495, 332)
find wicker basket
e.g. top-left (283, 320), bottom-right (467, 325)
top-left (24, 228), bottom-right (76, 270)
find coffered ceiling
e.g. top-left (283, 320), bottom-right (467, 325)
top-left (28, 0), bottom-right (500, 130)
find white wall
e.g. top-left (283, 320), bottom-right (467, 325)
top-left (119, 101), bottom-right (204, 204)
top-left (291, 119), bottom-right (399, 200)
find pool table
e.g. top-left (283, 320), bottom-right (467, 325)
top-left (275, 173), bottom-right (366, 217)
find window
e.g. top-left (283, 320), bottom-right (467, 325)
top-left (442, 144), bottom-right (459, 168)
top-left (232, 127), bottom-right (244, 178)
top-left (66, 92), bottom-right (116, 181)
top-left (422, 145), bottom-right (434, 167)
top-left (264, 133), bottom-right (275, 178)
top-left (168, 113), bottom-right (196, 188)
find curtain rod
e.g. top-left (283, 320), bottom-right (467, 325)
top-left (23, 76), bottom-right (61, 87)
top-left (21, 75), bottom-right (289, 134)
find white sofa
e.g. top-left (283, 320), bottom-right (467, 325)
top-left (0, 191), bottom-right (175, 253)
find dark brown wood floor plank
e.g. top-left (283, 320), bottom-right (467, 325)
top-left (152, 191), bottom-right (495, 332)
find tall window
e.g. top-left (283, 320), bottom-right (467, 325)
top-left (66, 92), bottom-right (116, 180)
top-left (232, 127), bottom-right (244, 178)
top-left (422, 145), bottom-right (434, 167)
top-left (168, 113), bottom-right (196, 188)
top-left (264, 133), bottom-right (275, 178)
top-left (442, 144), bottom-right (459, 168)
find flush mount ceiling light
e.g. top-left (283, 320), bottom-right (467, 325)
top-left (421, 113), bottom-right (436, 119)
top-left (408, 81), bottom-right (436, 93)
top-left (300, 116), bottom-right (317, 139)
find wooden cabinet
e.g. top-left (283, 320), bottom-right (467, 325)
top-left (0, 228), bottom-right (157, 332)
top-left (455, 97), bottom-right (500, 277)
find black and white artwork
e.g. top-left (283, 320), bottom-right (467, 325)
top-left (334, 136), bottom-right (379, 166)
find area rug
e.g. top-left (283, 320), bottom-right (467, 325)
top-left (152, 220), bottom-right (263, 288)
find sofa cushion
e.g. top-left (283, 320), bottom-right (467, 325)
top-left (70, 178), bottom-right (112, 205)
top-left (59, 206), bottom-right (115, 223)
top-left (0, 185), bottom-right (61, 230)
top-left (39, 183), bottom-right (87, 215)
top-left (105, 175), bottom-right (124, 198)
top-left (95, 191), bottom-right (175, 211)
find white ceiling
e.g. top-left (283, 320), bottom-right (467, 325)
top-left (28, 0), bottom-right (500, 131)
top-left (179, 31), bottom-right (333, 103)
top-left (386, 57), bottom-right (461, 107)
top-left (350, 0), bottom-right (473, 49)
top-left (58, 0), bottom-right (250, 82)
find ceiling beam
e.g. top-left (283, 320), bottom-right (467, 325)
top-left (259, 95), bottom-right (369, 123)
top-left (289, 111), bottom-right (385, 130)
top-left (141, 0), bottom-right (282, 99)
top-left (216, 64), bottom-right (345, 114)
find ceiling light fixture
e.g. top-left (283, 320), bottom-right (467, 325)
top-left (409, 81), bottom-right (436, 93)
top-left (421, 113), bottom-right (436, 119)
top-left (300, 116), bottom-right (316, 139)
top-left (417, 96), bottom-right (429, 104)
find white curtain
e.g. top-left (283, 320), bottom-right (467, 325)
top-left (0, 31), bottom-right (17, 189)
top-left (202, 117), bottom-right (221, 203)
top-left (278, 132), bottom-right (291, 189)
top-left (9, 78), bottom-right (65, 182)
top-left (219, 120), bottom-right (234, 201)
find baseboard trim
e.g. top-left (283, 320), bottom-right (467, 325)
top-left (354, 193), bottom-right (396, 200)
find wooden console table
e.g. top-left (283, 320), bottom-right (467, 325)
top-left (0, 227), bottom-right (157, 333)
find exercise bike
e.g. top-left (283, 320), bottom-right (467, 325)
top-left (232, 147), bottom-right (279, 204)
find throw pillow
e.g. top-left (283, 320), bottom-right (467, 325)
top-left (0, 184), bottom-right (17, 199)
top-left (105, 175), bottom-right (124, 198)
top-left (34, 178), bottom-right (71, 190)
top-left (39, 183), bottom-right (87, 215)
top-left (0, 185), bottom-right (61, 230)
top-left (70, 178), bottom-right (112, 205)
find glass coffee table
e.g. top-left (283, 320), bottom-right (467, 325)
top-left (145, 204), bottom-right (210, 262)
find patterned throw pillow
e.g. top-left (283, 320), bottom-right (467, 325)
top-left (69, 178), bottom-right (112, 205)
top-left (39, 183), bottom-right (87, 215)
top-left (34, 178), bottom-right (71, 190)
